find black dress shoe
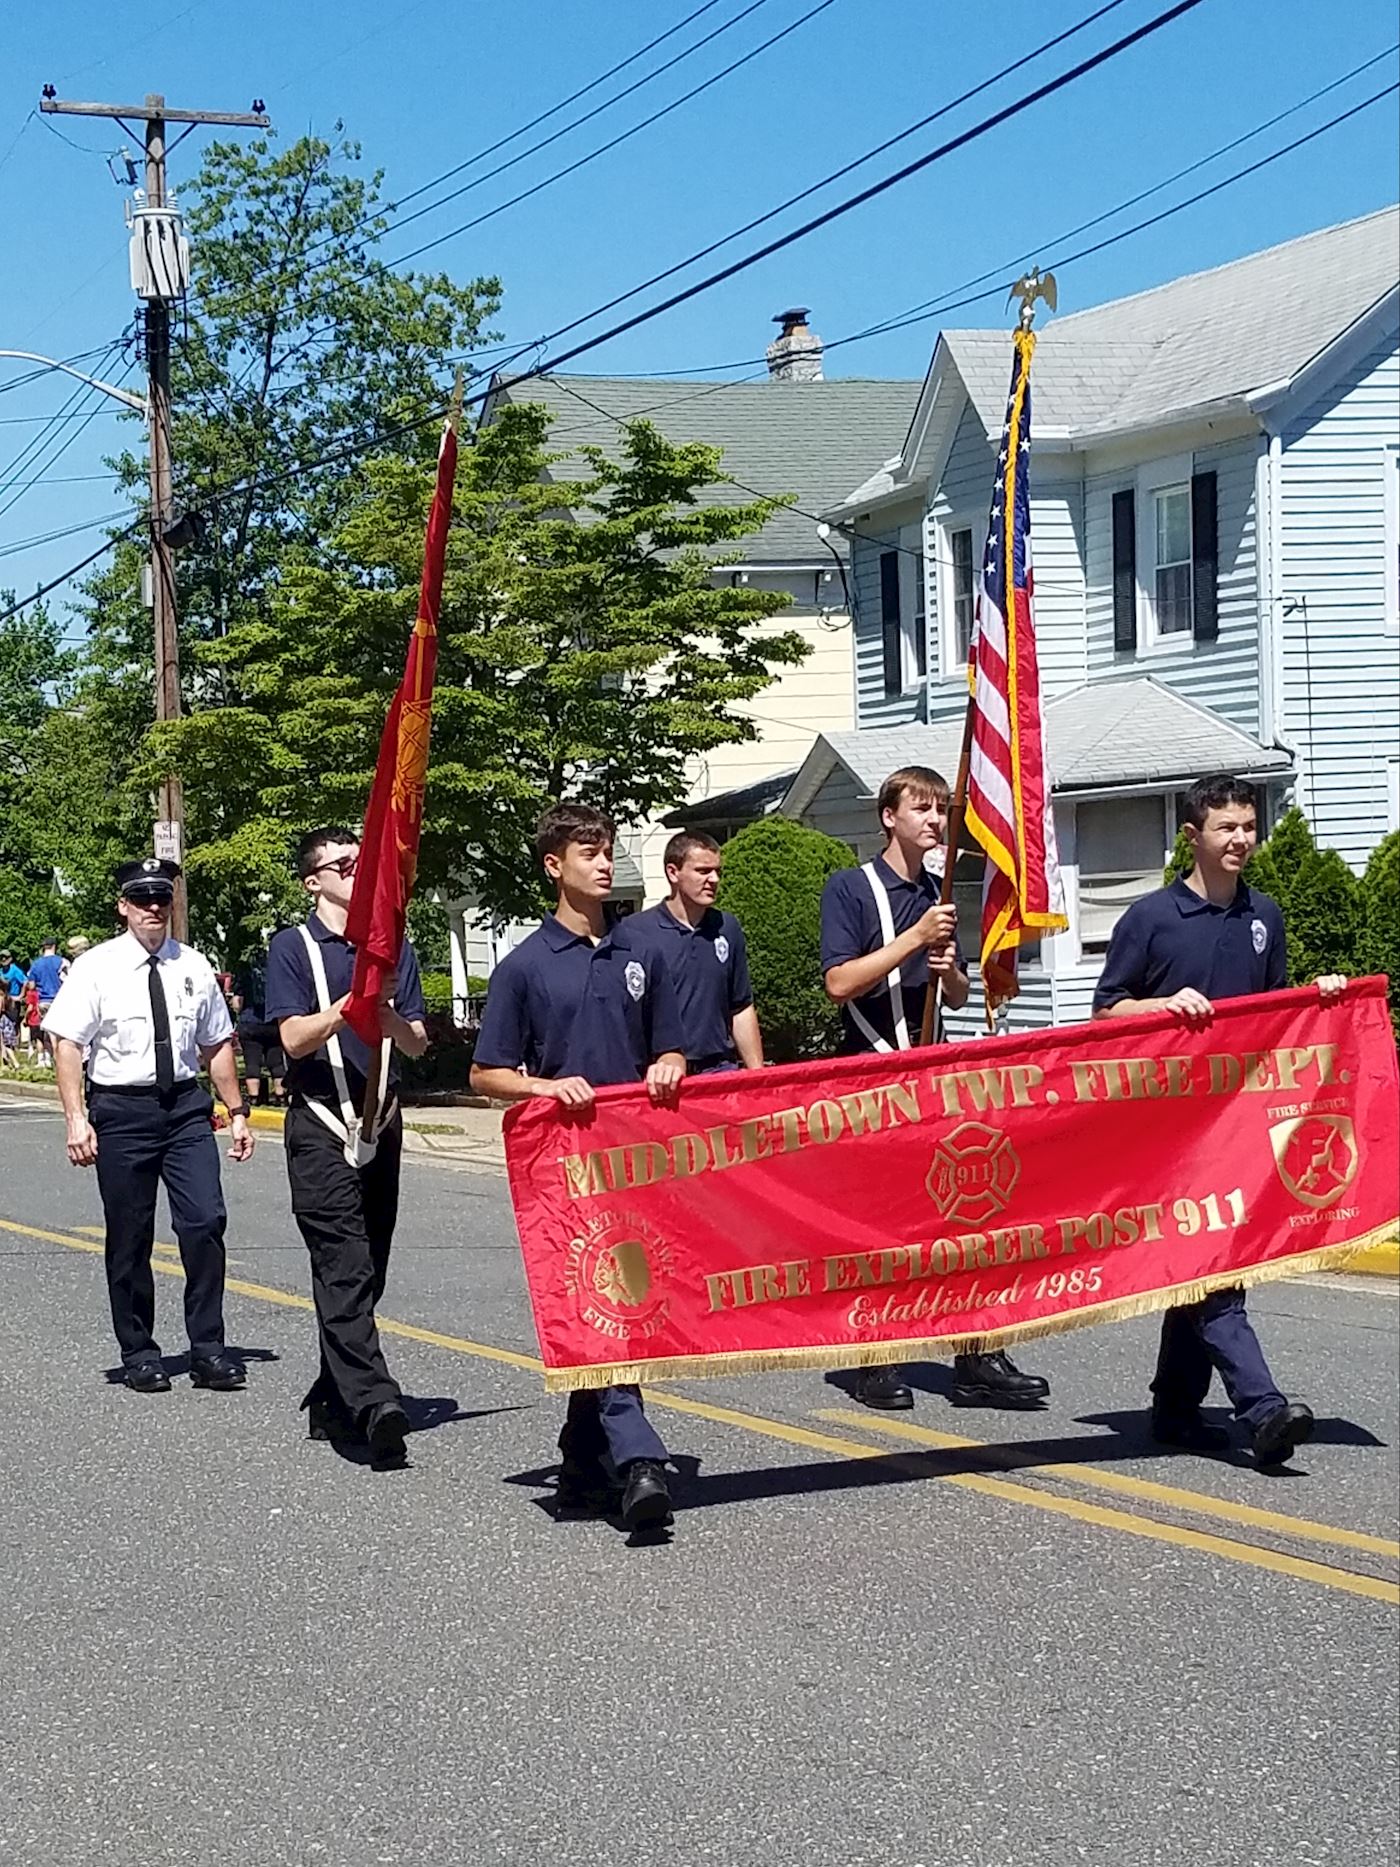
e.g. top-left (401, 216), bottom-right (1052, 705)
top-left (189, 1352), bottom-right (246, 1391)
top-left (363, 1399), bottom-right (409, 1464)
top-left (1252, 1401), bottom-right (1314, 1466)
top-left (1151, 1408), bottom-right (1230, 1452)
top-left (306, 1398), bottom-right (358, 1443)
top-left (556, 1459), bottom-right (616, 1515)
top-left (852, 1365), bottom-right (914, 1410)
top-left (125, 1362), bottom-right (171, 1394)
top-left (620, 1459), bottom-right (673, 1531)
top-left (951, 1351), bottom-right (1049, 1408)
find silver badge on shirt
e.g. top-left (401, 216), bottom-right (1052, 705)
top-left (714, 936), bottom-right (730, 964)
top-left (625, 960), bottom-right (646, 1002)
top-left (1251, 918), bottom-right (1267, 955)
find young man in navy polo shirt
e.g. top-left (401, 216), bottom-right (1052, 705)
top-left (625, 830), bottom-right (764, 1074)
top-left (266, 827), bottom-right (429, 1465)
top-left (1094, 774), bottom-right (1346, 1466)
top-left (821, 765), bottom-right (1051, 1413)
top-left (470, 802), bottom-right (687, 1533)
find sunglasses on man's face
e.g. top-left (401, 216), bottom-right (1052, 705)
top-left (124, 888), bottom-right (172, 909)
top-left (312, 855), bottom-right (359, 878)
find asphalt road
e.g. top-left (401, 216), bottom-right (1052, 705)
top-left (1, 1098), bottom-right (1396, 1867)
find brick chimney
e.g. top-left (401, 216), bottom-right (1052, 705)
top-left (766, 307), bottom-right (823, 382)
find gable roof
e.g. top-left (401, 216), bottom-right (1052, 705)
top-left (487, 373), bottom-right (919, 564)
top-left (942, 207), bottom-right (1400, 443)
top-left (782, 678), bottom-right (1293, 817)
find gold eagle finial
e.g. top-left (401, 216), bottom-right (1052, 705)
top-left (1007, 267), bottom-right (1058, 330)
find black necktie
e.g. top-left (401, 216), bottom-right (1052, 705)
top-left (147, 955), bottom-right (174, 1092)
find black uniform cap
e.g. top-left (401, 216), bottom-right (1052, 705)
top-left (116, 856), bottom-right (181, 900)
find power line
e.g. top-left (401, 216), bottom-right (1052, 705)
top-left (473, 0), bottom-right (1213, 389)
top-left (0, 523), bottom-right (142, 624)
top-left (0, 348), bottom-right (120, 503)
top-left (0, 505), bottom-right (140, 563)
top-left (468, 0), bottom-right (1134, 370)
top-left (11, 12), bottom-right (1384, 626)
top-left (187, 0), bottom-right (770, 324)
top-left (0, 357), bottom-right (138, 524)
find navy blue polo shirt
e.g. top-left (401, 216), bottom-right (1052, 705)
top-left (623, 902), bottom-right (753, 1068)
top-left (821, 854), bottom-right (964, 1054)
top-left (473, 914), bottom-right (685, 1087)
top-left (1093, 878), bottom-right (1287, 1010)
top-left (264, 914), bottom-right (425, 1105)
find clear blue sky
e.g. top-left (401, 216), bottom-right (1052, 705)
top-left (3, 0), bottom-right (1397, 618)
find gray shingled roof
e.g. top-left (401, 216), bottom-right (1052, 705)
top-left (943, 207), bottom-right (1399, 441)
top-left (783, 679), bottom-right (1292, 815)
top-left (488, 373), bottom-right (919, 564)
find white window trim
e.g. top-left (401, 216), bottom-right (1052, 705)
top-left (934, 513), bottom-right (981, 680)
top-left (897, 523), bottom-right (928, 689)
top-left (1384, 442), bottom-right (1399, 634)
top-left (1135, 451), bottom-right (1195, 656)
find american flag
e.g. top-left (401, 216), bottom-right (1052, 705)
top-left (964, 327), bottom-right (1066, 1016)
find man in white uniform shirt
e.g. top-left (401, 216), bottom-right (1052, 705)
top-left (44, 857), bottom-right (255, 1393)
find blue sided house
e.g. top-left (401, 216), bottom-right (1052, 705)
top-left (789, 208), bottom-right (1400, 1033)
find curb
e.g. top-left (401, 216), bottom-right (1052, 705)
top-left (1343, 1240), bottom-right (1400, 1278)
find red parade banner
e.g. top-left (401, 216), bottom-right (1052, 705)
top-left (503, 979), bottom-right (1399, 1392)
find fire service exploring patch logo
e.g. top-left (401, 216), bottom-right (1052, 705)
top-left (1269, 1113), bottom-right (1359, 1209)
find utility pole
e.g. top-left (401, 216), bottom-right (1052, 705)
top-left (40, 90), bottom-right (269, 940)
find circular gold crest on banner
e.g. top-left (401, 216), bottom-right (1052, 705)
top-left (1269, 1113), bottom-right (1360, 1209)
top-left (565, 1211), bottom-right (675, 1340)
top-left (925, 1120), bottom-right (1021, 1224)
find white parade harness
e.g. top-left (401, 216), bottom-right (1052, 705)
top-left (297, 924), bottom-right (395, 1168)
top-left (847, 861), bottom-right (913, 1054)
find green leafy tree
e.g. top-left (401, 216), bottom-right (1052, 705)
top-left (1358, 830), bottom-right (1399, 1040)
top-left (67, 130), bottom-right (501, 957)
top-left (716, 815), bottom-right (855, 1061)
top-left (162, 403), bottom-right (807, 922)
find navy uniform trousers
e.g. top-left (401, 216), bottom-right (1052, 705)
top-left (89, 1081), bottom-right (228, 1368)
top-left (1152, 1289), bottom-right (1285, 1428)
top-left (284, 1103), bottom-right (403, 1422)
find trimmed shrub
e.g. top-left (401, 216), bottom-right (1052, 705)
top-left (1263, 806), bottom-right (1315, 919)
top-left (1163, 827), bottom-right (1192, 885)
top-left (716, 815), bottom-right (855, 1062)
top-left (1242, 840), bottom-right (1286, 912)
top-left (1359, 831), bottom-right (1399, 1041)
top-left (420, 970), bottom-right (455, 1017)
top-left (1285, 847), bottom-right (1361, 985)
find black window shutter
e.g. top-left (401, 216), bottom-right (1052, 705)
top-left (1191, 470), bottom-right (1218, 643)
top-left (880, 550), bottom-right (902, 695)
top-left (1111, 490), bottom-right (1136, 652)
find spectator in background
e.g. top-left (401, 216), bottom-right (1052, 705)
top-left (21, 977), bottom-right (42, 1061)
top-left (0, 950), bottom-right (26, 1030)
top-left (0, 995), bottom-right (17, 1069)
top-left (29, 939), bottom-right (64, 1066)
top-left (232, 956), bottom-right (287, 1109)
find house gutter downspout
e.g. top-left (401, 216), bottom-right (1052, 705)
top-left (1264, 428), bottom-right (1303, 811)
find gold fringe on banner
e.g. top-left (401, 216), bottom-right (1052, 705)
top-left (538, 1220), bottom-right (1398, 1393)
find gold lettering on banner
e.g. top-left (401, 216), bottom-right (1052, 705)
top-left (558, 1075), bottom-right (925, 1198)
top-left (1070, 1056), bottom-right (1192, 1103)
top-left (931, 1064), bottom-right (1045, 1117)
top-left (1207, 1044), bottom-right (1341, 1097)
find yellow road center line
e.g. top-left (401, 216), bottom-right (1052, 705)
top-left (8, 1214), bottom-right (1395, 1603)
top-left (652, 1392), bottom-right (1398, 1606)
top-left (815, 1408), bottom-right (1400, 1561)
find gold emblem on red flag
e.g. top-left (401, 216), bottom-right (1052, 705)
top-left (566, 1212), bottom-right (674, 1340)
top-left (925, 1121), bottom-right (1021, 1223)
top-left (1269, 1113), bottom-right (1359, 1209)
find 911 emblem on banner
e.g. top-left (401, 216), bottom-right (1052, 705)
top-left (924, 1121), bottom-right (1021, 1224)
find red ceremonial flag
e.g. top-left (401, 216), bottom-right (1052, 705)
top-left (341, 406), bottom-right (459, 1045)
top-left (966, 326), bottom-right (1067, 1015)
